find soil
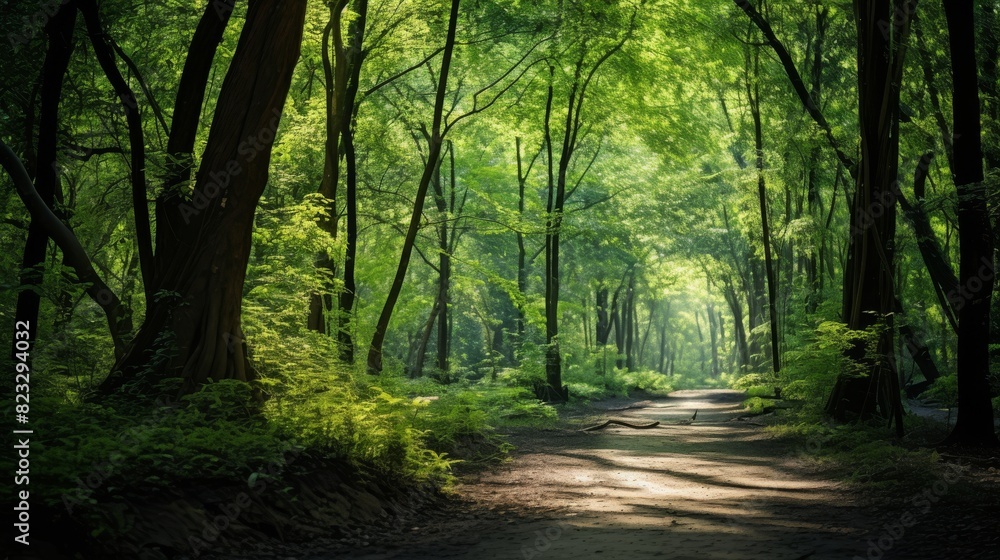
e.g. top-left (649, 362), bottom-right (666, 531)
top-left (275, 389), bottom-right (998, 560)
top-left (176, 389), bottom-right (1000, 560)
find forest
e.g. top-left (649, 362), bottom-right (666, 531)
top-left (2, 0), bottom-right (1000, 558)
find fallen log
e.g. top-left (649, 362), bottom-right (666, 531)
top-left (581, 419), bottom-right (660, 431)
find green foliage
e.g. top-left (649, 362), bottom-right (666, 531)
top-left (33, 382), bottom-right (294, 509)
top-left (732, 321), bottom-right (880, 416)
top-left (924, 374), bottom-right (959, 408)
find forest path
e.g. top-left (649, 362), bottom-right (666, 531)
top-left (322, 389), bottom-right (878, 560)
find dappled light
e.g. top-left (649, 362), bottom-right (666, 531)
top-left (2, 0), bottom-right (999, 559)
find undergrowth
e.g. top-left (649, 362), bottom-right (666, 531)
top-left (730, 320), bottom-right (959, 495)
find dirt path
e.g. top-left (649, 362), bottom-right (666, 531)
top-left (310, 390), bottom-right (882, 560)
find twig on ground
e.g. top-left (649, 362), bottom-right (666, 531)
top-left (581, 419), bottom-right (660, 431)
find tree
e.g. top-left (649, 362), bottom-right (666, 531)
top-left (99, 0), bottom-right (308, 394)
top-left (366, 0), bottom-right (462, 373)
top-left (540, 3), bottom-right (635, 400)
top-left (11, 2), bottom-right (77, 358)
top-left (941, 0), bottom-right (998, 446)
top-left (825, 0), bottom-right (911, 432)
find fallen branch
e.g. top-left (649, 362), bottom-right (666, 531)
top-left (581, 419), bottom-right (660, 431)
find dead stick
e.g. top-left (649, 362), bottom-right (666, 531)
top-left (581, 419), bottom-right (660, 431)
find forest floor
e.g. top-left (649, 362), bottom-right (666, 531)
top-left (208, 389), bottom-right (1000, 560)
top-left (309, 389), bottom-right (1000, 560)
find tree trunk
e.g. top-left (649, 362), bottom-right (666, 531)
top-left (942, 0), bottom-right (998, 446)
top-left (79, 0), bottom-right (155, 301)
top-left (896, 152), bottom-right (960, 332)
top-left (412, 297), bottom-right (440, 378)
top-left (336, 0), bottom-right (369, 363)
top-left (708, 302), bottom-right (719, 377)
top-left (308, 0), bottom-right (350, 334)
top-left (805, 5), bottom-right (828, 314)
top-left (13, 2), bottom-right (76, 356)
top-left (612, 287), bottom-right (625, 369)
top-left (367, 0), bottom-right (461, 373)
top-left (514, 136), bottom-right (536, 346)
top-left (826, 0), bottom-right (909, 434)
top-left (432, 144), bottom-right (452, 374)
top-left (623, 272), bottom-right (636, 371)
top-left (542, 61), bottom-right (565, 398)
top-left (747, 47), bottom-right (780, 373)
top-left (101, 0), bottom-right (307, 395)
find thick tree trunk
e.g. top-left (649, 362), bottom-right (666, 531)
top-left (826, 0), bottom-right (909, 434)
top-left (101, 0), bottom-right (307, 395)
top-left (942, 0), bottom-right (998, 446)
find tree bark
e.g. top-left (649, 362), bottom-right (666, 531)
top-left (942, 0), bottom-right (998, 446)
top-left (337, 0), bottom-right (370, 363)
top-left (308, 0), bottom-right (350, 334)
top-left (826, 0), bottom-right (910, 435)
top-left (101, 0), bottom-right (307, 395)
top-left (747, 47), bottom-right (780, 373)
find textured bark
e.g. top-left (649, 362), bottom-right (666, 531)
top-left (826, 0), bottom-right (910, 434)
top-left (101, 0), bottom-right (307, 395)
